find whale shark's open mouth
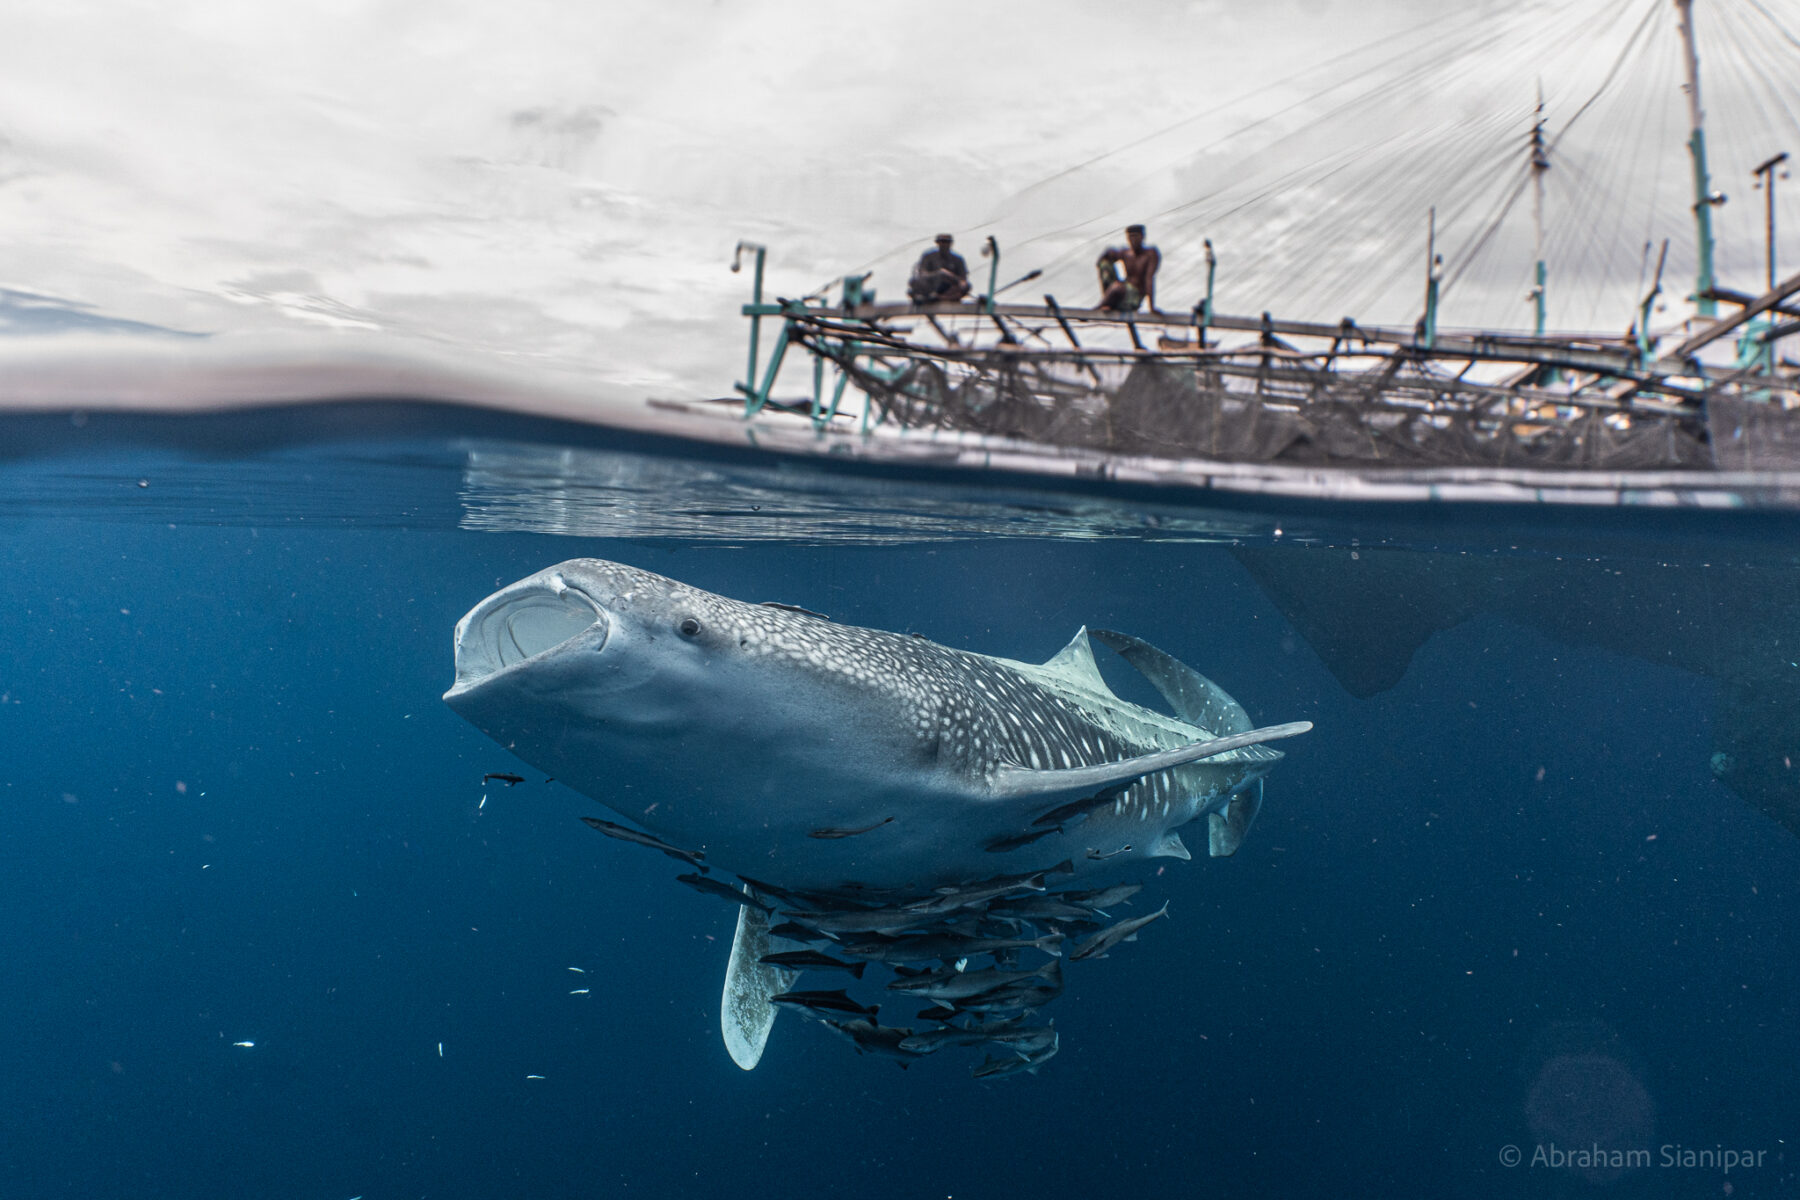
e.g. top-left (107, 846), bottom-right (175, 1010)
top-left (445, 574), bottom-right (608, 697)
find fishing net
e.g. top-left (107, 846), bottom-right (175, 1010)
top-left (808, 320), bottom-right (1776, 472)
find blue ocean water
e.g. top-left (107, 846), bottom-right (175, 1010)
top-left (2, 405), bottom-right (1796, 1199)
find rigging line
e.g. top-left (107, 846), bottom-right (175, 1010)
top-left (1547, 157), bottom-right (1619, 319)
top-left (1271, 117), bottom-right (1511, 263)
top-left (1705, 6), bottom-right (1758, 252)
top-left (1441, 168), bottom-right (1533, 296)
top-left (1727, 2), bottom-right (1800, 142)
top-left (1299, 149), bottom-right (1479, 315)
top-left (1117, 11), bottom-right (1547, 263)
top-left (1715, 5), bottom-right (1798, 282)
top-left (1013, 11), bottom-right (1538, 258)
top-left (843, 4), bottom-right (1512, 280)
top-left (1744, 0), bottom-right (1800, 51)
top-left (1577, 85), bottom-right (1650, 309)
top-left (1415, 110), bottom-right (1537, 226)
top-left (1640, 36), bottom-right (1674, 267)
top-left (1196, 146), bottom-right (1420, 296)
top-left (1142, 73), bottom-right (1504, 239)
top-left (1748, 25), bottom-right (1800, 136)
top-left (986, 4), bottom-right (1490, 212)
top-left (980, 3), bottom-right (1502, 220)
top-left (1165, 124), bottom-right (1427, 275)
top-left (1180, 121), bottom-right (1438, 242)
top-left (1427, 172), bottom-right (1532, 289)
top-left (1596, 45), bottom-right (1672, 317)
top-left (1012, 2), bottom-right (1676, 322)
top-left (1438, 104), bottom-right (1545, 204)
top-left (1437, 125), bottom-right (1546, 280)
top-left (1547, 0), bottom-right (1661, 152)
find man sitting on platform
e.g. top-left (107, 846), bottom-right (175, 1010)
top-left (1098, 224), bottom-right (1160, 313)
top-left (908, 234), bottom-right (971, 304)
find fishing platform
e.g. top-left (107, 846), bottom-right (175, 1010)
top-left (724, 0), bottom-right (1800, 474)
top-left (730, 257), bottom-right (1799, 471)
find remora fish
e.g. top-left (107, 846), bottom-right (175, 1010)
top-left (758, 950), bottom-right (869, 979)
top-left (676, 873), bottom-right (772, 913)
top-left (580, 815), bottom-right (708, 872)
top-left (779, 905), bottom-right (942, 935)
top-left (887, 958), bottom-right (1063, 1002)
top-left (822, 1018), bottom-right (923, 1067)
top-left (973, 1033), bottom-right (1060, 1078)
top-left (845, 930), bottom-right (1063, 964)
top-left (808, 817), bottom-right (895, 839)
top-left (769, 989), bottom-right (879, 1019)
top-left (904, 865), bottom-right (1069, 914)
top-left (443, 559), bottom-right (1309, 1066)
top-left (988, 895), bottom-right (1100, 923)
top-left (1069, 901), bottom-right (1171, 961)
top-left (1062, 882), bottom-right (1144, 909)
top-left (897, 1015), bottom-right (1049, 1055)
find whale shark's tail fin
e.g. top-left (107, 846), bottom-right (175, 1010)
top-left (1090, 630), bottom-right (1271, 857)
top-left (721, 893), bottom-right (800, 1070)
top-left (1090, 629), bottom-right (1252, 735)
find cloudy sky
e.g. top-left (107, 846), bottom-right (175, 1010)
top-left (1, 0), bottom-right (1795, 398)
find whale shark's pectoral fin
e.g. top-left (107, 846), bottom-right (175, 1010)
top-left (988, 721), bottom-right (1313, 803)
top-left (721, 896), bottom-right (800, 1071)
top-left (1207, 779), bottom-right (1264, 857)
top-left (1090, 629), bottom-right (1252, 734)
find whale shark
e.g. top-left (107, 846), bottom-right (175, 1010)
top-left (443, 558), bottom-right (1310, 1068)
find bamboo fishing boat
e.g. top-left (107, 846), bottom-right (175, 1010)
top-left (724, 0), bottom-right (1800, 473)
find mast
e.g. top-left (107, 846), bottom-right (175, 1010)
top-left (1530, 84), bottom-right (1550, 336)
top-left (1753, 152), bottom-right (1790, 291)
top-left (1422, 207), bottom-right (1441, 348)
top-left (1675, 0), bottom-right (1720, 318)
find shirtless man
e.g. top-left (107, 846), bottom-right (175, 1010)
top-left (1097, 224), bottom-right (1160, 312)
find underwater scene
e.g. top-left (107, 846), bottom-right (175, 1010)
top-left (9, 0), bottom-right (1800, 1193)
top-left (2, 406), bottom-right (1796, 1199)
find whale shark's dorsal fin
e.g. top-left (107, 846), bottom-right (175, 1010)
top-left (989, 722), bottom-right (1311, 802)
top-left (1040, 626), bottom-right (1112, 695)
top-left (1090, 629), bottom-right (1252, 734)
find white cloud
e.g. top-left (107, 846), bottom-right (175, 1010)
top-left (0, 0), bottom-right (1794, 395)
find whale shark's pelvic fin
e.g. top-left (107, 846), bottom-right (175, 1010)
top-left (988, 721), bottom-right (1311, 803)
top-left (721, 893), bottom-right (799, 1071)
top-left (1039, 626), bottom-right (1113, 694)
top-left (1208, 779), bottom-right (1264, 857)
top-left (1090, 629), bottom-right (1252, 734)
top-left (1150, 831), bottom-right (1192, 860)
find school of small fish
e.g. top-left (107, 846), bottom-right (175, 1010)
top-left (583, 814), bottom-right (1170, 1077)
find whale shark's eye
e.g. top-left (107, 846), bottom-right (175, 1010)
top-left (679, 617), bottom-right (702, 638)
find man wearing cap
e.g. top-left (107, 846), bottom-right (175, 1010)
top-left (907, 234), bottom-right (971, 304)
top-left (1098, 224), bottom-right (1160, 312)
